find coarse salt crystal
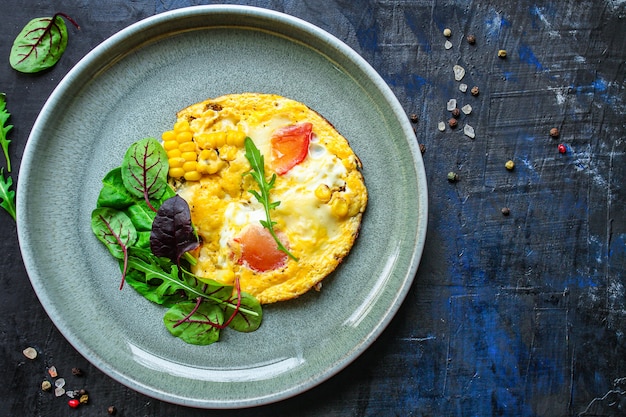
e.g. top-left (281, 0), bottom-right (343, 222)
top-left (464, 124), bottom-right (476, 139)
top-left (438, 122), bottom-right (446, 132)
top-left (461, 104), bottom-right (472, 115)
top-left (22, 347), bottom-right (38, 360)
top-left (459, 83), bottom-right (468, 93)
top-left (453, 65), bottom-right (465, 81)
top-left (54, 386), bottom-right (66, 397)
top-left (446, 99), bottom-right (457, 111)
top-left (445, 40), bottom-right (452, 50)
top-left (48, 366), bottom-right (58, 378)
top-left (55, 377), bottom-right (66, 388)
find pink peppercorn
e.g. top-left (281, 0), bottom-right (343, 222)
top-left (68, 399), bottom-right (80, 408)
top-left (558, 144), bottom-right (566, 154)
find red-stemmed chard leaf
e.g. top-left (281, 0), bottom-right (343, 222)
top-left (91, 207), bottom-right (137, 289)
top-left (10, 13), bottom-right (80, 73)
top-left (121, 137), bottom-right (169, 212)
top-left (150, 195), bottom-right (199, 264)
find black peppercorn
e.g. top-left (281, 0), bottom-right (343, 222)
top-left (409, 113), bottom-right (419, 123)
top-left (72, 367), bottom-right (83, 377)
top-left (501, 207), bottom-right (510, 216)
top-left (467, 34), bottom-right (476, 44)
top-left (451, 108), bottom-right (461, 118)
top-left (108, 405), bottom-right (117, 415)
top-left (448, 118), bottom-right (458, 128)
top-left (419, 143), bottom-right (426, 154)
top-left (549, 127), bottom-right (559, 138)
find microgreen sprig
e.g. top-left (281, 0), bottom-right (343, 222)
top-left (243, 137), bottom-right (298, 261)
top-left (0, 93), bottom-right (13, 173)
top-left (0, 168), bottom-right (16, 221)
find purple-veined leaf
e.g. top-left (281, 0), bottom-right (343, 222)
top-left (10, 13), bottom-right (79, 73)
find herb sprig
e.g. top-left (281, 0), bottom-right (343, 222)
top-left (0, 94), bottom-right (12, 173)
top-left (243, 137), bottom-right (298, 261)
top-left (0, 169), bottom-right (16, 221)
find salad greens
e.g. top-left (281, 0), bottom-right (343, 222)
top-left (0, 93), bottom-right (12, 173)
top-left (244, 137), bottom-right (298, 261)
top-left (10, 13), bottom-right (80, 74)
top-left (0, 168), bottom-right (16, 221)
top-left (92, 137), bottom-right (262, 345)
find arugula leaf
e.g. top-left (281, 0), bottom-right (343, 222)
top-left (10, 13), bottom-right (80, 73)
top-left (0, 168), bottom-right (16, 221)
top-left (121, 137), bottom-right (169, 212)
top-left (243, 137), bottom-right (298, 261)
top-left (0, 94), bottom-right (12, 173)
top-left (163, 301), bottom-right (223, 345)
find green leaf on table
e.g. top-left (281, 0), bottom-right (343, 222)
top-left (0, 94), bottom-right (13, 173)
top-left (10, 13), bottom-right (80, 73)
top-left (0, 168), bottom-right (16, 221)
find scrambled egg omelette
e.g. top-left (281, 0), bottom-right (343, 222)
top-left (161, 93), bottom-right (367, 304)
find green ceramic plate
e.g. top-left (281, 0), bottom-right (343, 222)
top-left (17, 5), bottom-right (427, 409)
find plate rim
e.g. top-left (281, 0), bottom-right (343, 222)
top-left (16, 4), bottom-right (428, 409)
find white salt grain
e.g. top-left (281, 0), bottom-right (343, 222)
top-left (55, 377), bottom-right (66, 388)
top-left (453, 65), bottom-right (465, 81)
top-left (55, 387), bottom-right (66, 397)
top-left (459, 83), bottom-right (468, 93)
top-left (22, 347), bottom-right (38, 360)
top-left (461, 104), bottom-right (473, 115)
top-left (438, 122), bottom-right (446, 132)
top-left (464, 124), bottom-right (476, 139)
top-left (445, 40), bottom-right (452, 50)
top-left (446, 99), bottom-right (457, 111)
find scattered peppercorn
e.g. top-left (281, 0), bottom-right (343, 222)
top-left (409, 113), bottom-right (419, 124)
top-left (505, 160), bottom-right (515, 170)
top-left (451, 108), bottom-right (461, 118)
top-left (41, 380), bottom-right (52, 391)
top-left (549, 127), bottom-right (560, 138)
top-left (497, 49), bottom-right (507, 58)
top-left (470, 86), bottom-right (479, 96)
top-left (558, 144), bottom-right (566, 154)
top-left (447, 172), bottom-right (459, 182)
top-left (71, 367), bottom-right (83, 377)
top-left (443, 28), bottom-right (452, 37)
top-left (108, 405), bottom-right (118, 415)
top-left (68, 399), bottom-right (80, 408)
top-left (419, 143), bottom-right (426, 154)
top-left (501, 207), bottom-right (510, 216)
top-left (448, 118), bottom-right (458, 128)
top-left (466, 34), bottom-right (476, 44)
top-left (78, 388), bottom-right (87, 396)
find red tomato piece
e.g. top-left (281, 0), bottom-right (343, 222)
top-left (235, 224), bottom-right (288, 272)
top-left (270, 122), bottom-right (312, 175)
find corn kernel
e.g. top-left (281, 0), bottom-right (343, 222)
top-left (167, 149), bottom-right (182, 158)
top-left (179, 141), bottom-right (196, 152)
top-left (331, 196), bottom-right (349, 217)
top-left (162, 130), bottom-right (176, 142)
top-left (174, 120), bottom-right (190, 132)
top-left (181, 151), bottom-right (197, 161)
top-left (182, 161), bottom-right (197, 172)
top-left (226, 130), bottom-right (246, 147)
top-left (218, 144), bottom-right (238, 161)
top-left (199, 149), bottom-right (215, 160)
top-left (168, 157), bottom-right (185, 168)
top-left (163, 140), bottom-right (179, 151)
top-left (176, 131), bottom-right (193, 143)
top-left (314, 184), bottom-right (331, 203)
top-left (184, 171), bottom-right (202, 181)
top-left (169, 167), bottom-right (185, 178)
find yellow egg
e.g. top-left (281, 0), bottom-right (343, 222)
top-left (165, 93), bottom-right (367, 304)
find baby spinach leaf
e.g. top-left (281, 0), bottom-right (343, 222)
top-left (164, 301), bottom-right (223, 345)
top-left (150, 195), bottom-right (199, 264)
top-left (0, 93), bottom-right (13, 172)
top-left (121, 137), bottom-right (169, 212)
top-left (91, 207), bottom-right (137, 289)
top-left (0, 168), bottom-right (16, 221)
top-left (97, 167), bottom-right (135, 209)
top-left (126, 201), bottom-right (157, 231)
top-left (10, 13), bottom-right (80, 73)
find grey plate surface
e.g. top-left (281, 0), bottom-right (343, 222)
top-left (17, 5), bottom-right (427, 409)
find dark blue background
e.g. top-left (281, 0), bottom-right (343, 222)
top-left (1, 1), bottom-right (625, 416)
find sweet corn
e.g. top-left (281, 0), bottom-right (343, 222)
top-left (184, 171), bottom-right (202, 181)
top-left (167, 149), bottom-right (182, 158)
top-left (331, 196), bottom-right (349, 217)
top-left (181, 151), bottom-right (197, 161)
top-left (169, 167), bottom-right (185, 178)
top-left (163, 140), bottom-right (179, 151)
top-left (179, 141), bottom-right (196, 152)
top-left (169, 157), bottom-right (185, 168)
top-left (226, 129), bottom-right (246, 147)
top-left (218, 144), bottom-right (238, 161)
top-left (174, 120), bottom-right (190, 132)
top-left (162, 130), bottom-right (176, 142)
top-left (182, 161), bottom-right (197, 172)
top-left (176, 131), bottom-right (193, 143)
top-left (314, 184), bottom-right (331, 203)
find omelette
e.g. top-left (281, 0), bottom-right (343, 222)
top-left (161, 93), bottom-right (367, 304)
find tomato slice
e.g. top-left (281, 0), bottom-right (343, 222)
top-left (270, 122), bottom-right (312, 175)
top-left (235, 224), bottom-right (288, 272)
